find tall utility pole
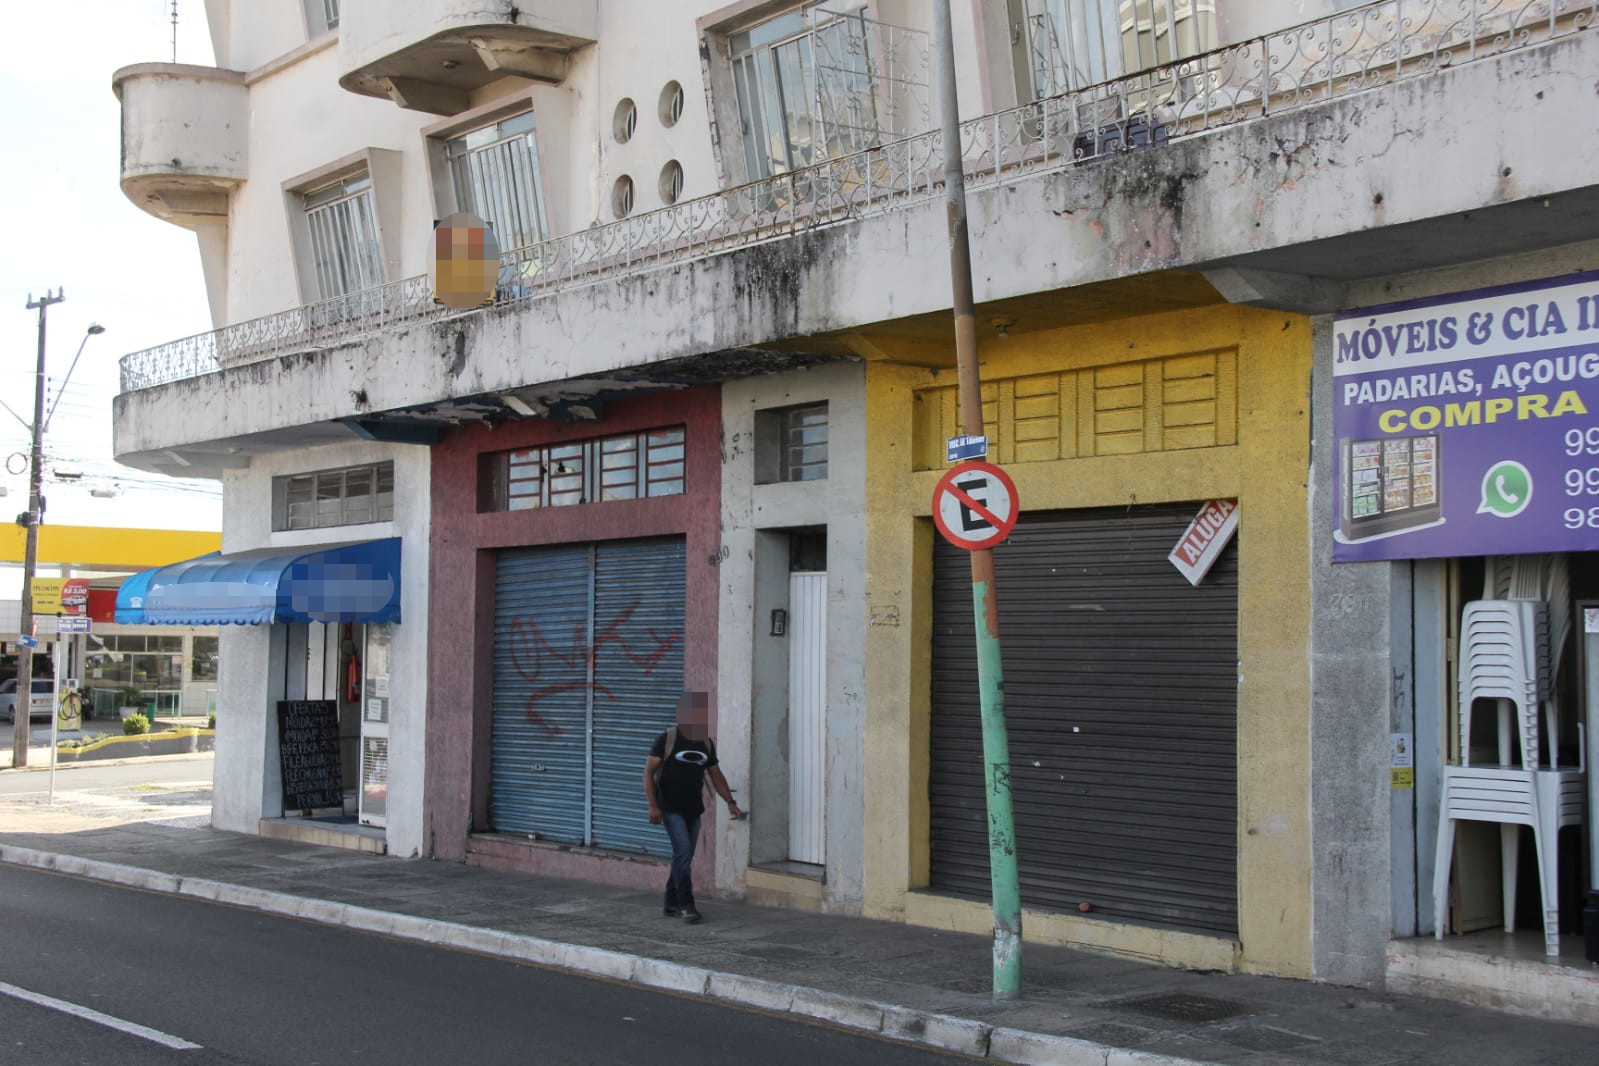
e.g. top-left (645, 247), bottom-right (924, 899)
top-left (933, 1), bottom-right (1022, 999)
top-left (14, 289), bottom-right (64, 768)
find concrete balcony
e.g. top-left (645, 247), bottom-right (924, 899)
top-left (338, 0), bottom-right (596, 114)
top-left (112, 63), bottom-right (248, 228)
top-left (112, 3), bottom-right (1599, 479)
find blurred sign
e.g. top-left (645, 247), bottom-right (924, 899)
top-left (31, 577), bottom-right (89, 615)
top-left (57, 616), bottom-right (91, 634)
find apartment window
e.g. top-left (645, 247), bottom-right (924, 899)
top-left (304, 174), bottom-right (385, 299)
top-left (755, 403), bottom-right (828, 483)
top-left (1025, 0), bottom-right (1216, 96)
top-left (305, 0), bottom-right (339, 37)
top-left (482, 427), bottom-right (686, 512)
top-left (729, 4), bottom-right (877, 180)
top-left (273, 462), bottom-right (395, 531)
top-left (447, 111), bottom-right (549, 254)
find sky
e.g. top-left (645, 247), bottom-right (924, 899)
top-left (0, 2), bottom-right (221, 533)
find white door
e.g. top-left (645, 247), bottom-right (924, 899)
top-left (359, 624), bottom-right (392, 828)
top-left (788, 572), bottom-right (827, 865)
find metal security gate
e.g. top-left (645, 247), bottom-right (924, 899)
top-left (590, 539), bottom-right (686, 854)
top-left (929, 504), bottom-right (1239, 935)
top-left (491, 537), bottom-right (685, 856)
top-left (492, 545), bottom-right (590, 845)
top-left (788, 572), bottom-right (827, 865)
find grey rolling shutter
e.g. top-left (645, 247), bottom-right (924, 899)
top-left (492, 545), bottom-right (591, 843)
top-left (930, 503), bottom-right (1239, 935)
top-left (590, 538), bottom-right (686, 856)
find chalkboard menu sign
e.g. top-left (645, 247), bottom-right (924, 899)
top-left (277, 700), bottom-right (343, 811)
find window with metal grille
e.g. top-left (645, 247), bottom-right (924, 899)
top-left (483, 427), bottom-right (686, 512)
top-left (447, 110), bottom-right (549, 255)
top-left (753, 402), bottom-right (829, 483)
top-left (1024, 0), bottom-right (1216, 96)
top-left (324, 0), bottom-right (340, 30)
top-left (729, 4), bottom-right (877, 180)
top-left (304, 174), bottom-right (385, 299)
top-left (273, 462), bottom-right (395, 531)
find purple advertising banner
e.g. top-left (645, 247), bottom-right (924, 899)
top-left (1333, 269), bottom-right (1599, 562)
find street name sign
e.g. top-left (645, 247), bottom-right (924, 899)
top-left (946, 434), bottom-right (989, 463)
top-left (932, 460), bottom-right (1019, 550)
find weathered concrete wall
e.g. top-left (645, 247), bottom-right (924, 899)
top-left (863, 303), bottom-right (1315, 976)
top-left (210, 439), bottom-right (432, 856)
top-left (717, 362), bottom-right (869, 912)
top-left (424, 386), bottom-right (722, 890)
top-left (117, 30), bottom-right (1599, 466)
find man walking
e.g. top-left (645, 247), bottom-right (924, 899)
top-left (644, 691), bottom-right (744, 923)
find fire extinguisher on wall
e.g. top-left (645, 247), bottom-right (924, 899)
top-left (342, 623), bottom-right (362, 703)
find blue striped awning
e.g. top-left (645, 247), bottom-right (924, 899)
top-left (115, 538), bottom-right (401, 626)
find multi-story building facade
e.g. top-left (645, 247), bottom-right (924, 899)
top-left (111, 0), bottom-right (1599, 1019)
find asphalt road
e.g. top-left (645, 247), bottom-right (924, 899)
top-left (0, 753), bottom-right (213, 797)
top-left (0, 865), bottom-right (970, 1065)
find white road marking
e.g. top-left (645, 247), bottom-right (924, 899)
top-left (0, 979), bottom-right (203, 1050)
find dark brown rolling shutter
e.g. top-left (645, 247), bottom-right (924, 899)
top-left (930, 503), bottom-right (1239, 936)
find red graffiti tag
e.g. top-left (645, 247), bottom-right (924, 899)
top-left (503, 599), bottom-right (682, 737)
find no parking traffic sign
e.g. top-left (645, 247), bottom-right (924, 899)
top-left (932, 460), bottom-right (1019, 550)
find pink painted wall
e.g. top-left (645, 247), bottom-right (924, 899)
top-left (425, 386), bottom-right (723, 893)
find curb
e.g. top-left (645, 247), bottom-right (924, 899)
top-left (0, 845), bottom-right (1208, 1065)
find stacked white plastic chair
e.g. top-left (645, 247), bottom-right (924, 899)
top-left (1433, 556), bottom-right (1584, 957)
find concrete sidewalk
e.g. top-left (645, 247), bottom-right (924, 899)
top-left (0, 800), bottom-right (1593, 1065)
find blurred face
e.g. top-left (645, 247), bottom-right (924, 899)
top-left (677, 691), bottom-right (710, 740)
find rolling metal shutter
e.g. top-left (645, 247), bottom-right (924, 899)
top-left (491, 545), bottom-right (592, 843)
top-left (491, 538), bottom-right (684, 857)
top-left (930, 503), bottom-right (1239, 935)
top-left (590, 538), bottom-right (685, 857)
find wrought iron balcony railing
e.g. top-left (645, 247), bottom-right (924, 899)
top-left (120, 0), bottom-right (1597, 393)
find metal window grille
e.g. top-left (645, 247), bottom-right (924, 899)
top-left (781, 404), bottom-right (829, 481)
top-left (304, 174), bottom-right (384, 299)
top-left (730, 5), bottom-right (884, 179)
top-left (489, 428), bottom-right (687, 511)
top-left (274, 462), bottom-right (395, 530)
top-left (448, 111), bottom-right (549, 254)
top-left (324, 0), bottom-right (340, 30)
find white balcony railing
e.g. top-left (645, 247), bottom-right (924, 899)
top-left (120, 0), bottom-right (1598, 393)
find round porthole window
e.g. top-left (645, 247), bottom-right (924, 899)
top-left (659, 160), bottom-right (684, 205)
top-left (659, 81), bottom-right (685, 128)
top-left (612, 98), bottom-right (638, 144)
top-left (612, 175), bottom-right (635, 218)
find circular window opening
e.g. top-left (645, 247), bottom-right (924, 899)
top-left (659, 81), bottom-right (685, 128)
top-left (612, 98), bottom-right (638, 144)
top-left (659, 160), bottom-right (684, 205)
top-left (612, 175), bottom-right (635, 218)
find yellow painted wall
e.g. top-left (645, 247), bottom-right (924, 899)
top-left (0, 525), bottom-right (221, 570)
top-left (862, 303), bottom-right (1313, 978)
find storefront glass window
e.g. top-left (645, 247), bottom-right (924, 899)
top-left (192, 636), bottom-right (219, 682)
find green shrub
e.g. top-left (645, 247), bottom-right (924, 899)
top-left (121, 714), bottom-right (150, 736)
top-left (206, 713), bottom-right (216, 730)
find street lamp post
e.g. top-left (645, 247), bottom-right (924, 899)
top-left (12, 294), bottom-right (103, 769)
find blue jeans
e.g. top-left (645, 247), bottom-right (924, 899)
top-left (661, 811), bottom-right (701, 911)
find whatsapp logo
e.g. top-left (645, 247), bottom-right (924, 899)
top-left (1477, 460), bottom-right (1532, 518)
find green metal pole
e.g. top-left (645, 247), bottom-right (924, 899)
top-left (933, 0), bottom-right (1022, 999)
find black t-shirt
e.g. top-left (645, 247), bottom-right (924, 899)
top-left (650, 730), bottom-right (718, 816)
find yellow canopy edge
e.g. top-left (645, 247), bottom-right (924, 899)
top-left (0, 525), bottom-right (222, 570)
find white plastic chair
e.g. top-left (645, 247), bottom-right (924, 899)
top-left (1434, 764), bottom-right (1584, 956)
top-left (1458, 599), bottom-right (1547, 768)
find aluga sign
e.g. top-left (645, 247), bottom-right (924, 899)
top-left (1332, 269), bottom-right (1599, 561)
